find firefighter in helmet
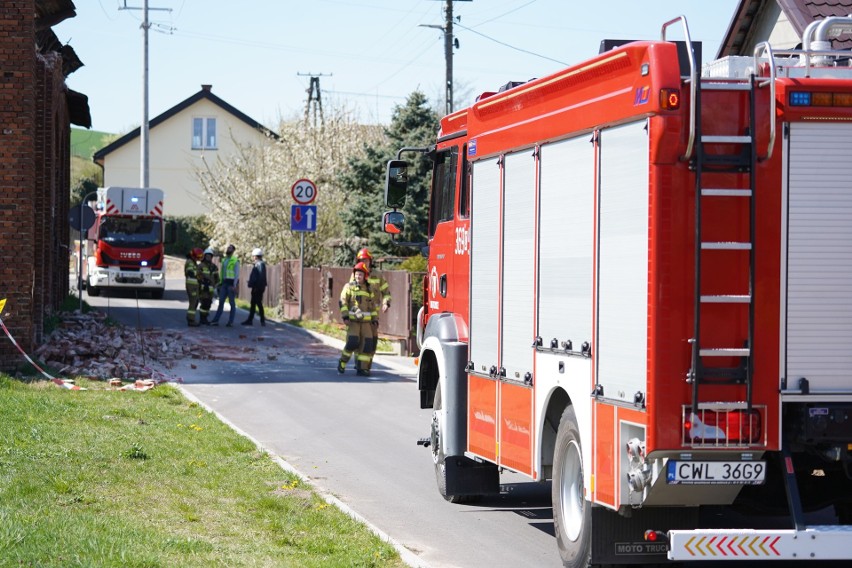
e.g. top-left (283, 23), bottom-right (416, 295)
top-left (355, 247), bottom-right (391, 373)
top-left (338, 261), bottom-right (377, 376)
top-left (197, 248), bottom-right (220, 325)
top-left (185, 247), bottom-right (204, 326)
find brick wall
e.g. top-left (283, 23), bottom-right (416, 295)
top-left (35, 51), bottom-right (70, 344)
top-left (0, 1), bottom-right (71, 371)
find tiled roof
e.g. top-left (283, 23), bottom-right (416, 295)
top-left (798, 0), bottom-right (852, 20)
top-left (721, 0), bottom-right (852, 55)
top-left (34, 1), bottom-right (90, 127)
top-left (780, 0), bottom-right (852, 48)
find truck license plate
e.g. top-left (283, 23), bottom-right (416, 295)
top-left (666, 461), bottom-right (766, 485)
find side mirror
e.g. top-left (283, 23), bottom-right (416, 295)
top-left (385, 160), bottom-right (408, 208)
top-left (383, 211), bottom-right (405, 235)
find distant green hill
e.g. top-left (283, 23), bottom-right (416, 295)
top-left (71, 128), bottom-right (115, 161)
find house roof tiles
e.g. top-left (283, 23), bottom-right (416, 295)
top-left (721, 0), bottom-right (852, 55)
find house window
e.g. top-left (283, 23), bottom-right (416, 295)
top-left (192, 117), bottom-right (217, 149)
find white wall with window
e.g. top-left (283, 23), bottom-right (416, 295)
top-left (101, 98), bottom-right (271, 216)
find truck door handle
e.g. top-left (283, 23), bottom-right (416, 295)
top-left (440, 274), bottom-right (447, 297)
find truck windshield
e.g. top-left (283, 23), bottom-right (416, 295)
top-left (99, 216), bottom-right (162, 247)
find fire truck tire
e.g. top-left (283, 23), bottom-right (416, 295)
top-left (86, 284), bottom-right (101, 297)
top-left (552, 405), bottom-right (591, 568)
top-left (432, 384), bottom-right (479, 504)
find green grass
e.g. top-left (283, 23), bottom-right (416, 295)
top-left (0, 376), bottom-right (405, 568)
top-left (71, 128), bottom-right (114, 160)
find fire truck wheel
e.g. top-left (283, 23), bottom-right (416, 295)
top-left (86, 284), bottom-right (101, 297)
top-left (432, 383), bottom-right (478, 504)
top-left (552, 405), bottom-right (591, 568)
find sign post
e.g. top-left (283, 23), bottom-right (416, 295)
top-left (290, 179), bottom-right (318, 319)
top-left (69, 193), bottom-right (98, 311)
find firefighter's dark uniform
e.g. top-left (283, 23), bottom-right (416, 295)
top-left (338, 275), bottom-right (377, 375)
top-left (197, 256), bottom-right (219, 325)
top-left (185, 256), bottom-right (200, 326)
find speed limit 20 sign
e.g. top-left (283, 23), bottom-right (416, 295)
top-left (291, 178), bottom-right (317, 205)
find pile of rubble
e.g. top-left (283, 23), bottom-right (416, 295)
top-left (35, 310), bottom-right (199, 381)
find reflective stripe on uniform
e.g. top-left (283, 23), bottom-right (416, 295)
top-left (340, 280), bottom-right (377, 320)
top-left (368, 275), bottom-right (391, 305)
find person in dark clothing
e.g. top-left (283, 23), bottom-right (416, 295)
top-left (242, 247), bottom-right (267, 326)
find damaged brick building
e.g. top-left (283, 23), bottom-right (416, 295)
top-left (0, 0), bottom-right (90, 370)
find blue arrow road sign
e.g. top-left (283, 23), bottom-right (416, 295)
top-left (291, 205), bottom-right (317, 232)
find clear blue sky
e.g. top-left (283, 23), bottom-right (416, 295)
top-left (58, 0), bottom-right (740, 134)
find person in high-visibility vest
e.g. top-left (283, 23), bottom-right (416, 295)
top-left (197, 248), bottom-right (219, 325)
top-left (210, 244), bottom-right (240, 327)
top-left (338, 262), bottom-right (377, 376)
top-left (184, 248), bottom-right (203, 326)
top-left (356, 248), bottom-right (390, 372)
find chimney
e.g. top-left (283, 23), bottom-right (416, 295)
top-left (201, 84), bottom-right (212, 92)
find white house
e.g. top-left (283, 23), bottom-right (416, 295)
top-left (93, 84), bottom-right (277, 217)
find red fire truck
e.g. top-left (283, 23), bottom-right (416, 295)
top-left (383, 15), bottom-right (852, 567)
top-left (85, 186), bottom-right (173, 299)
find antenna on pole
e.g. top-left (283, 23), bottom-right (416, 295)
top-left (424, 0), bottom-right (471, 115)
top-left (119, 1), bottom-right (172, 188)
top-left (297, 72), bottom-right (332, 127)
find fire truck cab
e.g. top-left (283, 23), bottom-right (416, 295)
top-left (85, 187), bottom-right (174, 299)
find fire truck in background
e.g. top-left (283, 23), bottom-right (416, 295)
top-left (84, 186), bottom-right (174, 299)
top-left (383, 15), bottom-right (852, 567)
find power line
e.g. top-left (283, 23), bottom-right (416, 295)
top-left (471, 0), bottom-right (538, 27)
top-left (325, 89), bottom-right (407, 101)
top-left (366, 35), bottom-right (441, 92)
top-left (455, 22), bottom-right (568, 66)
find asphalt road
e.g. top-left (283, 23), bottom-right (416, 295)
top-left (77, 273), bottom-right (563, 568)
top-left (77, 271), bottom-right (851, 568)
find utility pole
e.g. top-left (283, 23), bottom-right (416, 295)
top-left (424, 0), bottom-right (471, 115)
top-left (141, 0), bottom-right (149, 187)
top-left (119, 1), bottom-right (172, 187)
top-left (297, 73), bottom-right (332, 127)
